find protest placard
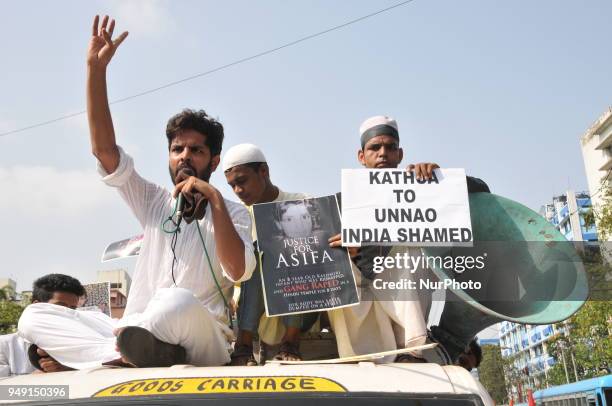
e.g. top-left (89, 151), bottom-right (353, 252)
top-left (253, 195), bottom-right (359, 316)
top-left (341, 168), bottom-right (472, 246)
top-left (101, 234), bottom-right (143, 262)
top-left (80, 282), bottom-right (111, 316)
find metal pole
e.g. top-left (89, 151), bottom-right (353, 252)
top-left (570, 351), bottom-right (579, 382)
top-left (560, 346), bottom-right (570, 384)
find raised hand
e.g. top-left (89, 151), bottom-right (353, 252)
top-left (87, 15), bottom-right (128, 68)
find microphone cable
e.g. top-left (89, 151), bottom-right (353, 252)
top-left (162, 195), bottom-right (183, 285)
top-left (161, 195), bottom-right (233, 329)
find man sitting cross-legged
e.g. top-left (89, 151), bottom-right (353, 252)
top-left (18, 15), bottom-right (256, 369)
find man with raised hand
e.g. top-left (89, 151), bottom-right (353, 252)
top-left (18, 15), bottom-right (256, 369)
top-left (223, 143), bottom-right (318, 365)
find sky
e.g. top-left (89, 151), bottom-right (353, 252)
top-left (0, 1), bottom-right (610, 340)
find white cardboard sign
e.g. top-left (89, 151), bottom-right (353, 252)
top-left (341, 168), bottom-right (472, 247)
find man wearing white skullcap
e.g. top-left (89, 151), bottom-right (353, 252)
top-left (327, 115), bottom-right (437, 363)
top-left (328, 115), bottom-right (490, 366)
top-left (358, 115), bottom-right (399, 149)
top-left (221, 143), bottom-right (268, 173)
top-left (223, 143), bottom-right (318, 365)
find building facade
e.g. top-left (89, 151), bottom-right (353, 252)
top-left (539, 190), bottom-right (598, 242)
top-left (499, 321), bottom-right (559, 394)
top-left (580, 107), bottom-right (612, 239)
top-left (96, 269), bottom-right (131, 298)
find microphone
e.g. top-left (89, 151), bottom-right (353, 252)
top-left (176, 193), bottom-right (186, 223)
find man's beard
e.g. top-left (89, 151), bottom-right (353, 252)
top-left (169, 162), bottom-right (213, 185)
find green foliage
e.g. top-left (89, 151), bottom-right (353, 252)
top-left (584, 194), bottom-right (612, 241)
top-left (581, 250), bottom-right (612, 301)
top-left (584, 180), bottom-right (612, 240)
top-left (546, 301), bottom-right (611, 383)
top-left (0, 286), bottom-right (15, 301)
top-left (546, 360), bottom-right (571, 386)
top-left (0, 300), bottom-right (24, 334)
top-left (479, 345), bottom-right (508, 404)
top-left (0, 286), bottom-right (24, 334)
top-left (564, 177), bottom-right (612, 381)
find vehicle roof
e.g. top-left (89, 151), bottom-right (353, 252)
top-left (534, 374), bottom-right (612, 398)
top-left (0, 362), bottom-right (493, 404)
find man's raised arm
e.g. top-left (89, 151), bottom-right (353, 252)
top-left (86, 15), bottom-right (128, 174)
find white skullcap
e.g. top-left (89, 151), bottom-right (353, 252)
top-left (222, 143), bottom-right (267, 172)
top-left (359, 115), bottom-right (399, 148)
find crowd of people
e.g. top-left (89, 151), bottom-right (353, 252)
top-left (1, 15), bottom-right (486, 376)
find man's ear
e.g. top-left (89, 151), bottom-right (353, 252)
top-left (398, 147), bottom-right (404, 165)
top-left (260, 163), bottom-right (270, 178)
top-left (357, 149), bottom-right (366, 167)
top-left (210, 155), bottom-right (221, 172)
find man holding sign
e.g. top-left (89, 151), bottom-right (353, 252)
top-left (223, 144), bottom-right (318, 364)
top-left (328, 115), bottom-right (489, 364)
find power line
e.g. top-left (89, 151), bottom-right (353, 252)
top-left (0, 0), bottom-right (415, 137)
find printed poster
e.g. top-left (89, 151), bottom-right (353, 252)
top-left (253, 195), bottom-right (359, 316)
top-left (101, 234), bottom-right (143, 262)
top-left (79, 282), bottom-right (111, 316)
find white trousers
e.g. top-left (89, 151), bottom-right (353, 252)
top-left (18, 288), bottom-right (231, 369)
top-left (329, 247), bottom-right (433, 363)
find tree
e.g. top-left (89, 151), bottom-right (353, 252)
top-left (479, 344), bottom-right (508, 404)
top-left (543, 280), bottom-right (611, 386)
top-left (546, 334), bottom-right (574, 386)
top-left (0, 286), bottom-right (15, 301)
top-left (0, 301), bottom-right (24, 334)
top-left (584, 176), bottom-right (612, 241)
top-left (0, 285), bottom-right (25, 334)
top-left (556, 178), bottom-right (612, 381)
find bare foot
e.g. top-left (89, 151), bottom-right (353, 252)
top-left (273, 341), bottom-right (302, 361)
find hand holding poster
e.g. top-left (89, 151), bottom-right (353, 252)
top-left (253, 195), bottom-right (359, 316)
top-left (341, 168), bottom-right (472, 246)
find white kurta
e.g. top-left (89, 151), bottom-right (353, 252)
top-left (18, 288), bottom-right (233, 369)
top-left (328, 246), bottom-right (432, 363)
top-left (102, 147), bottom-right (256, 325)
top-left (18, 147), bottom-right (256, 368)
top-left (0, 333), bottom-right (34, 377)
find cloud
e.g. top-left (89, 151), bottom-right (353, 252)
top-left (0, 164), bottom-right (142, 294)
top-left (111, 0), bottom-right (175, 38)
top-left (0, 165), bottom-right (115, 217)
